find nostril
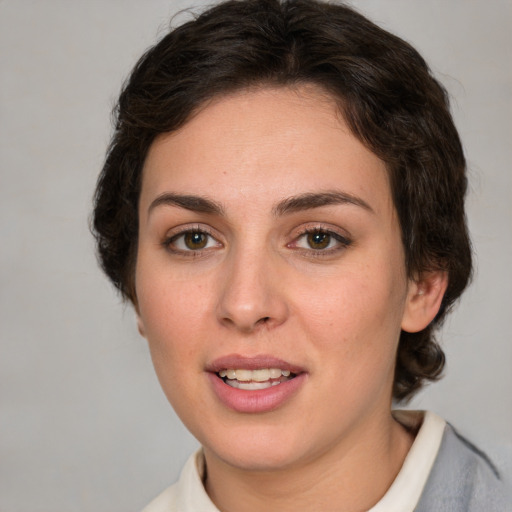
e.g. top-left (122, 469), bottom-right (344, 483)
top-left (259, 316), bottom-right (270, 324)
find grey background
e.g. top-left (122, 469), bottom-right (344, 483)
top-left (1, 1), bottom-right (510, 511)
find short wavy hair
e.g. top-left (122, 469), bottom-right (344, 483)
top-left (93, 0), bottom-right (472, 401)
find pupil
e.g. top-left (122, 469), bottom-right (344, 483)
top-left (308, 232), bottom-right (330, 249)
top-left (185, 232), bottom-right (207, 249)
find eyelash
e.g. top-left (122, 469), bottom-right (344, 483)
top-left (162, 225), bottom-right (352, 257)
top-left (163, 226), bottom-right (221, 256)
top-left (290, 227), bottom-right (352, 256)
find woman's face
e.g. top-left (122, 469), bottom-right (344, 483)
top-left (135, 86), bottom-right (416, 471)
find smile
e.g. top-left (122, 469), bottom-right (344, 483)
top-left (218, 368), bottom-right (295, 390)
top-left (207, 355), bottom-right (306, 413)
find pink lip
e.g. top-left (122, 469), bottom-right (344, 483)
top-left (206, 354), bottom-right (307, 414)
top-left (206, 354), bottom-right (304, 373)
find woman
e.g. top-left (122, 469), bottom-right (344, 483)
top-left (92, 0), bottom-right (508, 510)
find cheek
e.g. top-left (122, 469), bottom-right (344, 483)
top-left (135, 259), bottom-right (200, 359)
top-left (138, 284), bottom-right (204, 349)
top-left (296, 259), bottom-right (407, 363)
top-left (136, 276), bottom-right (212, 411)
top-left (300, 278), bottom-right (406, 418)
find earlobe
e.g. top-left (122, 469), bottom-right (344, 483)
top-left (401, 271), bottom-right (448, 333)
top-left (132, 295), bottom-right (146, 338)
top-left (135, 310), bottom-right (146, 338)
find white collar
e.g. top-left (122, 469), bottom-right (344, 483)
top-left (368, 410), bottom-right (446, 512)
top-left (143, 410), bottom-right (446, 512)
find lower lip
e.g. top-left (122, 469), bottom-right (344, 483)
top-left (207, 372), bottom-right (306, 413)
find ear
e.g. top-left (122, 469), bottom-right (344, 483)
top-left (401, 271), bottom-right (448, 333)
top-left (133, 303), bottom-right (147, 338)
top-left (136, 314), bottom-right (147, 338)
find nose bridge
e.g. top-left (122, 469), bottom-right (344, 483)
top-left (216, 240), bottom-right (288, 332)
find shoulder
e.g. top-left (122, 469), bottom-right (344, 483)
top-left (415, 423), bottom-right (511, 512)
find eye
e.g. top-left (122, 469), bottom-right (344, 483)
top-left (304, 231), bottom-right (333, 250)
top-left (165, 228), bottom-right (221, 253)
top-left (291, 228), bottom-right (351, 252)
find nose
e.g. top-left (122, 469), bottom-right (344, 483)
top-left (216, 248), bottom-right (289, 333)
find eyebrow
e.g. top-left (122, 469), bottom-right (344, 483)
top-left (147, 190), bottom-right (373, 217)
top-left (148, 193), bottom-right (225, 216)
top-left (272, 190), bottom-right (374, 216)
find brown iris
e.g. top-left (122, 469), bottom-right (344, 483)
top-left (307, 231), bottom-right (330, 249)
top-left (184, 232), bottom-right (208, 250)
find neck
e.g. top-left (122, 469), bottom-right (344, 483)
top-left (203, 410), bottom-right (414, 512)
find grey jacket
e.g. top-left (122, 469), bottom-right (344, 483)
top-left (415, 424), bottom-right (511, 511)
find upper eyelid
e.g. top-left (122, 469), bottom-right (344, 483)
top-left (293, 230), bottom-right (351, 245)
top-left (168, 230), bottom-right (215, 242)
top-left (162, 222), bottom-right (351, 245)
top-left (163, 224), bottom-right (222, 249)
top-left (298, 228), bottom-right (350, 241)
top-left (290, 222), bottom-right (351, 239)
top-left (287, 224), bottom-right (353, 251)
top-left (165, 223), bottom-right (218, 238)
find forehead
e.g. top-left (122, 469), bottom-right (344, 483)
top-left (140, 86), bottom-right (392, 217)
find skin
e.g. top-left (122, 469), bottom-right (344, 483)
top-left (135, 86), bottom-right (447, 511)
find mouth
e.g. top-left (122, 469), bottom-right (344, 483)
top-left (206, 355), bottom-right (306, 412)
top-left (217, 368), bottom-right (296, 390)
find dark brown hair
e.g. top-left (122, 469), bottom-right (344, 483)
top-left (93, 0), bottom-right (472, 401)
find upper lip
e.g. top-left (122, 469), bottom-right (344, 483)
top-left (206, 354), bottom-right (305, 374)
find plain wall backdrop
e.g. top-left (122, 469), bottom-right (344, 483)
top-left (1, 1), bottom-right (511, 510)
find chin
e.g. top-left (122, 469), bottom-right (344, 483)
top-left (201, 422), bottom-right (315, 472)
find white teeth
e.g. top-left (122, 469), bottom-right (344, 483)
top-left (251, 369), bottom-right (270, 382)
top-left (269, 368), bottom-right (282, 379)
top-left (218, 367), bottom-right (294, 383)
top-left (228, 380), bottom-right (274, 390)
top-left (233, 369), bottom-right (252, 381)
